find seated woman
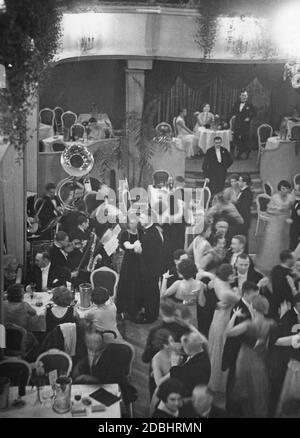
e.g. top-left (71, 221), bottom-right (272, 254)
top-left (152, 378), bottom-right (186, 418)
top-left (161, 258), bottom-right (206, 328)
top-left (3, 284), bottom-right (37, 330)
top-left (86, 287), bottom-right (122, 339)
top-left (45, 286), bottom-right (79, 333)
top-left (151, 329), bottom-right (178, 390)
top-left (194, 103), bottom-right (215, 131)
top-left (175, 108), bottom-right (197, 158)
top-left (3, 254), bottom-right (23, 291)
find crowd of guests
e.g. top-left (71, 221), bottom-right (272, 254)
top-left (2, 166), bottom-right (300, 418)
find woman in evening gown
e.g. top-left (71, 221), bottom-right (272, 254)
top-left (226, 295), bottom-right (275, 418)
top-left (193, 103), bottom-right (215, 131)
top-left (207, 264), bottom-right (239, 396)
top-left (175, 108), bottom-right (197, 158)
top-left (116, 217), bottom-right (143, 319)
top-left (256, 180), bottom-right (293, 274)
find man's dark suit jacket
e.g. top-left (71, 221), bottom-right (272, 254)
top-left (36, 195), bottom-right (60, 230)
top-left (49, 244), bottom-right (70, 270)
top-left (222, 299), bottom-right (252, 372)
top-left (69, 227), bottom-right (90, 242)
top-left (140, 224), bottom-right (163, 279)
top-left (270, 265), bottom-right (294, 316)
top-left (26, 263), bottom-right (67, 291)
top-left (231, 266), bottom-right (263, 289)
top-left (170, 351), bottom-right (211, 396)
top-left (230, 101), bottom-right (256, 134)
top-left (180, 403), bottom-right (227, 418)
top-left (236, 186), bottom-right (253, 233)
top-left (202, 146), bottom-right (233, 195)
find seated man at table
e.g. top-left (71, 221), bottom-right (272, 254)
top-left (26, 251), bottom-right (67, 292)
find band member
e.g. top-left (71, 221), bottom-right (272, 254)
top-left (35, 183), bottom-right (63, 238)
top-left (202, 136), bottom-right (233, 197)
top-left (69, 215), bottom-right (90, 242)
top-left (230, 90), bottom-right (256, 159)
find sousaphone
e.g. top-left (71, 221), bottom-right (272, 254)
top-left (56, 143), bottom-right (95, 212)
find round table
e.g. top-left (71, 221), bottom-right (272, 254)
top-left (195, 127), bottom-right (231, 153)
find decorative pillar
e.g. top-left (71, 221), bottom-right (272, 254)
top-left (125, 59), bottom-right (152, 186)
top-left (26, 92), bottom-right (39, 193)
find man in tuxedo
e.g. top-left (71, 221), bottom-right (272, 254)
top-left (270, 250), bottom-right (296, 318)
top-left (232, 253), bottom-right (263, 294)
top-left (202, 136), bottom-right (233, 197)
top-left (236, 173), bottom-right (253, 243)
top-left (222, 281), bottom-right (259, 416)
top-left (230, 90), bottom-right (256, 159)
top-left (181, 385), bottom-right (226, 418)
top-left (49, 231), bottom-right (70, 270)
top-left (35, 183), bottom-right (62, 238)
top-left (75, 175), bottom-right (101, 193)
top-left (69, 215), bottom-right (90, 242)
top-left (224, 234), bottom-right (248, 267)
top-left (290, 186), bottom-right (300, 250)
top-left (137, 209), bottom-right (164, 323)
top-left (26, 252), bottom-right (67, 291)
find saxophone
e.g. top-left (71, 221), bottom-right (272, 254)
top-left (87, 231), bottom-right (98, 272)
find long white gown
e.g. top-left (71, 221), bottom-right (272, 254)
top-left (175, 115), bottom-right (197, 158)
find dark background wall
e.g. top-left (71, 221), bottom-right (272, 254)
top-left (39, 59), bottom-right (126, 128)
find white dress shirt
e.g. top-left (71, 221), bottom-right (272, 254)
top-left (215, 147), bottom-right (222, 163)
top-left (237, 271), bottom-right (248, 291)
top-left (41, 262), bottom-right (51, 291)
top-left (239, 102), bottom-right (246, 112)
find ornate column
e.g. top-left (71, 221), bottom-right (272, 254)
top-left (125, 59), bottom-right (152, 186)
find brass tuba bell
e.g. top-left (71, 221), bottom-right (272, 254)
top-left (56, 143), bottom-right (95, 212)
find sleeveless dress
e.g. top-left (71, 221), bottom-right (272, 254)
top-left (208, 278), bottom-right (239, 394)
top-left (45, 305), bottom-right (77, 333)
top-left (175, 115), bottom-right (196, 158)
top-left (232, 320), bottom-right (274, 418)
top-left (116, 230), bottom-right (142, 317)
top-left (256, 193), bottom-right (293, 273)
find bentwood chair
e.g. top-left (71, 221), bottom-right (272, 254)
top-left (263, 181), bottom-right (273, 197)
top-left (255, 193), bottom-right (271, 236)
top-left (39, 108), bottom-right (55, 127)
top-left (70, 123), bottom-right (85, 140)
top-left (90, 267), bottom-right (119, 298)
top-left (54, 106), bottom-right (64, 135)
top-left (61, 111), bottom-right (77, 141)
top-left (35, 349), bottom-right (73, 379)
top-left (0, 358), bottom-right (32, 395)
top-left (52, 141), bottom-right (66, 152)
top-left (257, 124), bottom-right (273, 164)
top-left (294, 173), bottom-right (300, 187)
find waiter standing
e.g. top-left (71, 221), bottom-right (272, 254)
top-left (230, 90), bottom-right (256, 160)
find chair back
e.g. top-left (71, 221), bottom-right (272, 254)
top-left (155, 122), bottom-right (173, 139)
top-left (61, 111), bottom-right (77, 128)
top-left (291, 125), bottom-right (300, 141)
top-left (173, 117), bottom-right (178, 136)
top-left (36, 349), bottom-right (72, 377)
top-left (52, 142), bottom-right (66, 152)
top-left (90, 267), bottom-right (119, 298)
top-left (54, 106), bottom-right (64, 134)
top-left (263, 181), bottom-right (273, 197)
top-left (256, 194), bottom-right (271, 215)
top-left (294, 173), bottom-right (300, 187)
top-left (40, 108), bottom-right (55, 126)
top-left (152, 170), bottom-right (170, 188)
top-left (5, 323), bottom-right (27, 358)
top-left (257, 124), bottom-right (273, 146)
top-left (0, 358), bottom-right (32, 389)
top-left (70, 123), bottom-right (85, 140)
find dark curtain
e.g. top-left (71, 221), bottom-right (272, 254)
top-left (144, 61), bottom-right (288, 133)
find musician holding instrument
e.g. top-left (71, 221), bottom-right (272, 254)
top-left (35, 183), bottom-right (63, 239)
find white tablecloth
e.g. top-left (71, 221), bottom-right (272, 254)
top-left (24, 292), bottom-right (93, 331)
top-left (195, 127), bottom-right (231, 153)
top-left (265, 136), bottom-right (294, 150)
top-left (0, 384), bottom-right (121, 418)
top-left (41, 135), bottom-right (102, 152)
top-left (39, 123), bottom-right (54, 140)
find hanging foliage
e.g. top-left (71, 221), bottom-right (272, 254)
top-left (0, 0), bottom-right (62, 160)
